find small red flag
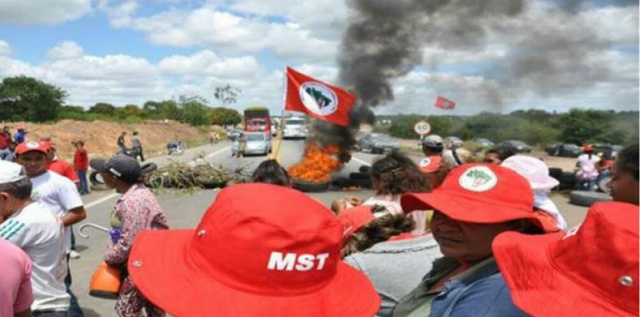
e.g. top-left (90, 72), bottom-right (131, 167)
top-left (434, 96), bottom-right (456, 109)
top-left (283, 67), bottom-right (356, 126)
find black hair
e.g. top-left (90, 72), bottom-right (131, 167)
top-left (370, 151), bottom-right (427, 196)
top-left (251, 159), bottom-right (292, 187)
top-left (485, 146), bottom-right (516, 162)
top-left (616, 143), bottom-right (639, 181)
top-left (0, 178), bottom-right (32, 200)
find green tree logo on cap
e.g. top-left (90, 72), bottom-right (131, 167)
top-left (459, 166), bottom-right (498, 192)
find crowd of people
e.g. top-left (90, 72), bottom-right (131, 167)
top-left (0, 128), bottom-right (638, 317)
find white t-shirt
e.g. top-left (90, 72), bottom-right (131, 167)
top-left (30, 171), bottom-right (84, 252)
top-left (576, 154), bottom-right (600, 180)
top-left (0, 202), bottom-right (70, 312)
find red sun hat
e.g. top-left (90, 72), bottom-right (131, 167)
top-left (418, 155), bottom-right (442, 173)
top-left (493, 202), bottom-right (639, 317)
top-left (401, 163), bottom-right (544, 228)
top-left (128, 183), bottom-right (380, 317)
top-left (15, 140), bottom-right (48, 155)
top-left (338, 205), bottom-right (375, 238)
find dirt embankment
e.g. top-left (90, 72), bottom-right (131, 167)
top-left (6, 120), bottom-right (219, 160)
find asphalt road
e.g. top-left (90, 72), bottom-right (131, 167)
top-left (71, 140), bottom-right (589, 317)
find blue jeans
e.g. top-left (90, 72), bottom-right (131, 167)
top-left (33, 311), bottom-right (67, 317)
top-left (65, 255), bottom-right (84, 317)
top-left (76, 170), bottom-right (89, 194)
top-left (578, 179), bottom-right (596, 191)
top-left (0, 148), bottom-right (10, 160)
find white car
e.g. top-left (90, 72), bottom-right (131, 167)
top-left (283, 118), bottom-right (308, 139)
top-left (232, 132), bottom-right (272, 156)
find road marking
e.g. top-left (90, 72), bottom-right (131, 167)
top-left (85, 193), bottom-right (118, 209)
top-left (205, 146), bottom-right (231, 159)
top-left (84, 145), bottom-right (232, 210)
top-left (351, 156), bottom-right (372, 166)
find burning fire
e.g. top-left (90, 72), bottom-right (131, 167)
top-left (288, 143), bottom-right (342, 183)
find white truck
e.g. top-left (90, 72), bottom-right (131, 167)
top-left (283, 117), bottom-right (308, 139)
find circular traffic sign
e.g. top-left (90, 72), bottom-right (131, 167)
top-left (413, 120), bottom-right (431, 135)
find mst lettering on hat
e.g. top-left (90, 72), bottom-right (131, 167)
top-left (267, 252), bottom-right (330, 271)
top-left (459, 166), bottom-right (498, 192)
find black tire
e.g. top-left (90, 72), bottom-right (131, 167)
top-left (141, 162), bottom-right (158, 174)
top-left (569, 190), bottom-right (611, 207)
top-left (558, 172), bottom-right (577, 190)
top-left (347, 177), bottom-right (373, 189)
top-left (292, 179), bottom-right (331, 192)
top-left (89, 171), bottom-right (105, 186)
top-left (349, 172), bottom-right (370, 180)
top-left (548, 168), bottom-right (563, 181)
top-left (358, 165), bottom-right (371, 174)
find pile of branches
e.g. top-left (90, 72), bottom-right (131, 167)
top-left (145, 162), bottom-right (251, 192)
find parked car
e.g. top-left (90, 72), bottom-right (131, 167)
top-left (472, 138), bottom-right (495, 148)
top-left (358, 133), bottom-right (400, 154)
top-left (444, 136), bottom-right (464, 149)
top-left (231, 132), bottom-right (272, 156)
top-left (545, 143), bottom-right (581, 157)
top-left (498, 140), bottom-right (533, 153)
top-left (593, 144), bottom-right (624, 160)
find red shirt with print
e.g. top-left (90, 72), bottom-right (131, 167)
top-left (0, 132), bottom-right (11, 149)
top-left (48, 158), bottom-right (79, 182)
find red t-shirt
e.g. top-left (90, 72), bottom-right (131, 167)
top-left (0, 132), bottom-right (11, 149)
top-left (74, 149), bottom-right (89, 171)
top-left (47, 158), bottom-right (79, 182)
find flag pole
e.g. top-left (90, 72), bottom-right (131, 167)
top-left (269, 68), bottom-right (288, 163)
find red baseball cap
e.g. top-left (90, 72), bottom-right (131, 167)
top-left (338, 206), bottom-right (375, 238)
top-left (493, 202), bottom-right (639, 317)
top-left (128, 183), bottom-right (380, 317)
top-left (401, 163), bottom-right (546, 229)
top-left (418, 156), bottom-right (442, 173)
top-left (15, 140), bottom-right (48, 155)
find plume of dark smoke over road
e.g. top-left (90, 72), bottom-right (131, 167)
top-left (314, 0), bottom-right (637, 155)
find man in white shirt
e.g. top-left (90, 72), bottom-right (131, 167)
top-left (0, 160), bottom-right (70, 316)
top-left (14, 141), bottom-right (87, 317)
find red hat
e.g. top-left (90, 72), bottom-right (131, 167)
top-left (418, 156), bottom-right (442, 173)
top-left (15, 141), bottom-right (48, 155)
top-left (401, 163), bottom-right (546, 228)
top-left (338, 206), bottom-right (375, 238)
top-left (493, 202), bottom-right (639, 317)
top-left (128, 183), bottom-right (380, 317)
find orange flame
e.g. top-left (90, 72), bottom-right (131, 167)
top-left (288, 143), bottom-right (341, 183)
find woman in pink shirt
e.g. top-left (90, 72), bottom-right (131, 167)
top-left (0, 238), bottom-right (33, 317)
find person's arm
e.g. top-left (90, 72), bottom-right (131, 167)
top-left (60, 206), bottom-right (86, 227)
top-left (105, 200), bottom-right (148, 265)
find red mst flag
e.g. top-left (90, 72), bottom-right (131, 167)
top-left (434, 96), bottom-right (456, 110)
top-left (284, 67), bottom-right (356, 126)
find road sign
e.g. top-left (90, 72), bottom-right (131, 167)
top-left (413, 120), bottom-right (431, 136)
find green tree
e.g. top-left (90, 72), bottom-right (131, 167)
top-left (559, 109), bottom-right (615, 145)
top-left (209, 107), bottom-right (242, 126)
top-left (178, 95), bottom-right (210, 126)
top-left (0, 75), bottom-right (67, 122)
top-left (88, 103), bottom-right (116, 116)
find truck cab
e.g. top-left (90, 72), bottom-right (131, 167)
top-left (244, 109), bottom-right (271, 135)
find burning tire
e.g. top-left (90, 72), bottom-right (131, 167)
top-left (292, 179), bottom-right (331, 192)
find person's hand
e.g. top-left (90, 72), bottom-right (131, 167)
top-left (344, 196), bottom-right (364, 206)
top-left (331, 199), bottom-right (353, 215)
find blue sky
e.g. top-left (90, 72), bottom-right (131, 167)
top-left (0, 0), bottom-right (637, 116)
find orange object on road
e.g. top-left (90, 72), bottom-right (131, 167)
top-left (89, 262), bottom-right (121, 299)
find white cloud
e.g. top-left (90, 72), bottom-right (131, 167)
top-left (47, 41), bottom-right (84, 60)
top-left (0, 40), bottom-right (12, 56)
top-left (0, 0), bottom-right (92, 26)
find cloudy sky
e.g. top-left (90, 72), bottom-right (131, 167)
top-left (0, 0), bottom-right (637, 116)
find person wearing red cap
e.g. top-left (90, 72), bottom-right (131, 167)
top-left (394, 163), bottom-right (556, 317)
top-left (575, 144), bottom-right (600, 191)
top-left (127, 183), bottom-right (381, 317)
top-left (607, 143), bottom-right (638, 205)
top-left (493, 201), bottom-right (638, 317)
top-left (14, 141), bottom-right (87, 317)
top-left (340, 206), bottom-right (441, 317)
